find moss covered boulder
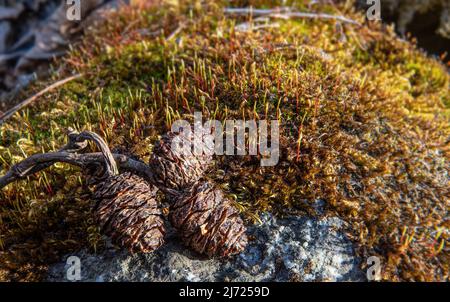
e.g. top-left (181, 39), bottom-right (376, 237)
top-left (0, 0), bottom-right (448, 281)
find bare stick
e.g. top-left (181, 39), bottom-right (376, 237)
top-left (235, 22), bottom-right (280, 32)
top-left (224, 7), bottom-right (360, 26)
top-left (21, 128), bottom-right (89, 177)
top-left (0, 74), bottom-right (83, 124)
top-left (166, 23), bottom-right (185, 41)
top-left (224, 7), bottom-right (290, 15)
top-left (0, 152), bottom-right (154, 191)
top-left (75, 131), bottom-right (119, 176)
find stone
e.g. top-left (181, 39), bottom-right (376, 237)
top-left (46, 213), bottom-right (366, 282)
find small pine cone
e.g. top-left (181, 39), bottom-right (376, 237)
top-left (148, 131), bottom-right (213, 194)
top-left (93, 172), bottom-right (165, 253)
top-left (170, 182), bottom-right (248, 257)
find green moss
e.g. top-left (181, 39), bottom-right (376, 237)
top-left (0, 0), bottom-right (449, 281)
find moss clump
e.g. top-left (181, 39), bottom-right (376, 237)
top-left (0, 0), bottom-right (449, 281)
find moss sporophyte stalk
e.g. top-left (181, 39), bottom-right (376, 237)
top-left (0, 0), bottom-right (449, 281)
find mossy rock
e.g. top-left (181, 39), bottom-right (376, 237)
top-left (0, 0), bottom-right (449, 281)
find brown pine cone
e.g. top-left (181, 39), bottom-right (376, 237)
top-left (170, 181), bottom-right (248, 257)
top-left (93, 172), bottom-right (165, 253)
top-left (149, 131), bottom-right (213, 194)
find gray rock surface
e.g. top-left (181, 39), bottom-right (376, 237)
top-left (47, 214), bottom-right (366, 282)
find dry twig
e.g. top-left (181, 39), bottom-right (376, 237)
top-left (0, 73), bottom-right (83, 124)
top-left (224, 7), bottom-right (361, 26)
top-left (0, 129), bottom-right (153, 191)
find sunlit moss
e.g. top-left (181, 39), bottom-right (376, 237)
top-left (0, 0), bottom-right (448, 281)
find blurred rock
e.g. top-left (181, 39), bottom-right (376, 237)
top-left (378, 0), bottom-right (449, 38)
top-left (356, 0), bottom-right (449, 61)
top-left (0, 4), bottom-right (24, 20)
top-left (0, 21), bottom-right (11, 53)
top-left (0, 0), bottom-right (124, 109)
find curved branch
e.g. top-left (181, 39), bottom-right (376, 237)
top-left (13, 129), bottom-right (118, 185)
top-left (0, 74), bottom-right (82, 125)
top-left (75, 131), bottom-right (119, 176)
top-left (0, 129), bottom-right (184, 198)
top-left (0, 152), bottom-right (155, 191)
top-left (23, 128), bottom-right (89, 176)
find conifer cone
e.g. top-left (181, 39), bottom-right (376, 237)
top-left (169, 181), bottom-right (248, 257)
top-left (149, 131), bottom-right (213, 194)
top-left (93, 172), bottom-right (165, 253)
